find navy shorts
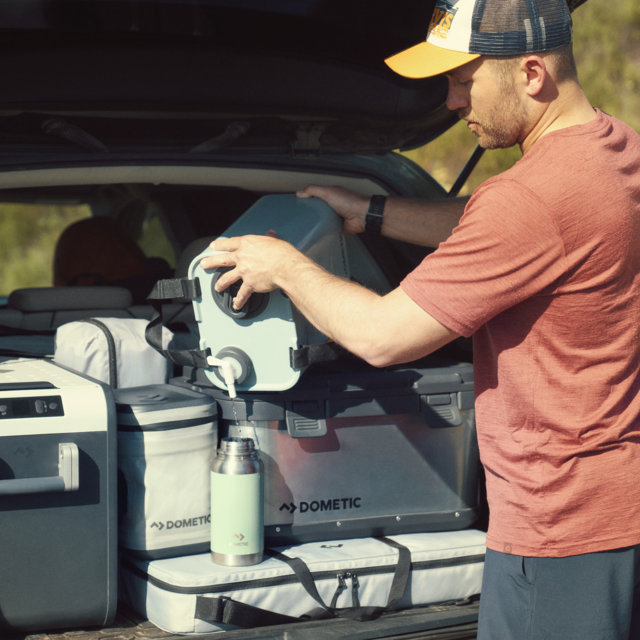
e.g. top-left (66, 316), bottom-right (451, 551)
top-left (478, 545), bottom-right (640, 640)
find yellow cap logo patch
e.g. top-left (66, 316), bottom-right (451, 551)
top-left (428, 1), bottom-right (458, 40)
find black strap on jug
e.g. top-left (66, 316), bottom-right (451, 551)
top-left (146, 276), bottom-right (350, 372)
top-left (289, 341), bottom-right (348, 369)
top-left (194, 536), bottom-right (412, 628)
top-left (145, 278), bottom-right (211, 369)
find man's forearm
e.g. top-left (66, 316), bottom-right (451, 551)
top-left (297, 186), bottom-right (469, 248)
top-left (273, 252), bottom-right (456, 367)
top-left (377, 196), bottom-right (469, 247)
top-left (203, 234), bottom-right (459, 367)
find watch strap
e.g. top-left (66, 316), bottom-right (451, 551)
top-left (365, 195), bottom-right (386, 234)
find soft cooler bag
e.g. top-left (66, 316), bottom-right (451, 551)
top-left (115, 384), bottom-right (217, 559)
top-left (120, 529), bottom-right (486, 635)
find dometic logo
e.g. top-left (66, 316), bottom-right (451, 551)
top-left (230, 533), bottom-right (249, 547)
top-left (428, 0), bottom-right (458, 40)
top-left (279, 498), bottom-right (362, 514)
top-left (150, 515), bottom-right (211, 531)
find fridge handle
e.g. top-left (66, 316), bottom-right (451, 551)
top-left (0, 443), bottom-right (79, 496)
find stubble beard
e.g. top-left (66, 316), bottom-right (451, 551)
top-left (458, 90), bottom-right (529, 150)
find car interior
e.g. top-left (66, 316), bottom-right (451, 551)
top-left (0, 166), bottom-right (470, 366)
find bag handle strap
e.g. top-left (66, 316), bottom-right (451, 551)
top-left (79, 319), bottom-right (118, 388)
top-left (265, 536), bottom-right (411, 622)
top-left (195, 537), bottom-right (411, 628)
top-left (195, 595), bottom-right (299, 628)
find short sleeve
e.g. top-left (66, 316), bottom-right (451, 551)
top-left (401, 178), bottom-right (567, 337)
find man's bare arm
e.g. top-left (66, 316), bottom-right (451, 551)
top-left (297, 185), bottom-right (469, 248)
top-left (200, 235), bottom-right (459, 367)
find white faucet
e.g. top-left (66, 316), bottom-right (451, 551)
top-left (206, 356), bottom-right (239, 399)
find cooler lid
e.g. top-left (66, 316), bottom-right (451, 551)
top-left (114, 384), bottom-right (217, 429)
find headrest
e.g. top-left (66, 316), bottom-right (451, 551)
top-left (175, 237), bottom-right (217, 279)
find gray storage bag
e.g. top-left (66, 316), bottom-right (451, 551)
top-left (115, 384), bottom-right (218, 559)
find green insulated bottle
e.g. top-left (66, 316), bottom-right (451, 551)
top-left (210, 436), bottom-right (264, 566)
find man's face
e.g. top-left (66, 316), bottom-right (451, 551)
top-left (445, 57), bottom-right (530, 149)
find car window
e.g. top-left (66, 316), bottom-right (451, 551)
top-left (0, 202), bottom-right (91, 300)
top-left (115, 199), bottom-right (176, 269)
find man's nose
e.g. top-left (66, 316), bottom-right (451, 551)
top-left (445, 77), bottom-right (469, 112)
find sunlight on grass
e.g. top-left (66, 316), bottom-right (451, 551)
top-left (0, 204), bottom-right (91, 296)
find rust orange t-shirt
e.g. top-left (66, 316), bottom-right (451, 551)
top-left (402, 110), bottom-right (640, 557)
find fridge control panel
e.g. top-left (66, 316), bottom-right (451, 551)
top-left (0, 396), bottom-right (64, 419)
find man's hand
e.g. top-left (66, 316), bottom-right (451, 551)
top-left (199, 234), bottom-right (304, 311)
top-left (297, 185), bottom-right (370, 235)
top-left (298, 184), bottom-right (467, 247)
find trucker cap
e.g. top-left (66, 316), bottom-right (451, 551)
top-left (385, 0), bottom-right (573, 78)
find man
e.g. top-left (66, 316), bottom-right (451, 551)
top-left (200, 0), bottom-right (640, 637)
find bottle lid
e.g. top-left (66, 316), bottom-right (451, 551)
top-left (219, 436), bottom-right (256, 455)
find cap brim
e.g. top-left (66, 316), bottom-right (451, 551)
top-left (385, 41), bottom-right (480, 79)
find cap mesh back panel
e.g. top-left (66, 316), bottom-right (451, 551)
top-left (470, 0), bottom-right (571, 55)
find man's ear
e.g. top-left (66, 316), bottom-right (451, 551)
top-left (521, 54), bottom-right (547, 97)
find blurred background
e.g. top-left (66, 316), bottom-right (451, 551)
top-left (401, 0), bottom-right (640, 194)
top-left (0, 0), bottom-right (638, 295)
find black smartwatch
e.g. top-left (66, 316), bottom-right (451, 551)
top-left (365, 195), bottom-right (387, 234)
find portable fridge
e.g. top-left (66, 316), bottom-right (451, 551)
top-left (0, 357), bottom-right (117, 632)
top-left (172, 356), bottom-right (480, 546)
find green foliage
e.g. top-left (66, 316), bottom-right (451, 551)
top-left (0, 204), bottom-right (90, 295)
top-left (401, 0), bottom-right (640, 195)
top-left (138, 214), bottom-right (177, 269)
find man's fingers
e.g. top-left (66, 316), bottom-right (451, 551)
top-left (212, 266), bottom-right (242, 292)
top-left (209, 237), bottom-right (240, 252)
top-left (232, 282), bottom-right (255, 310)
top-left (200, 251), bottom-right (235, 271)
top-left (296, 185), bottom-right (326, 199)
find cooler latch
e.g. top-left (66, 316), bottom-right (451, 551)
top-left (285, 400), bottom-right (328, 439)
top-left (420, 393), bottom-right (463, 428)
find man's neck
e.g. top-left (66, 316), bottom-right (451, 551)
top-left (520, 84), bottom-right (597, 154)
